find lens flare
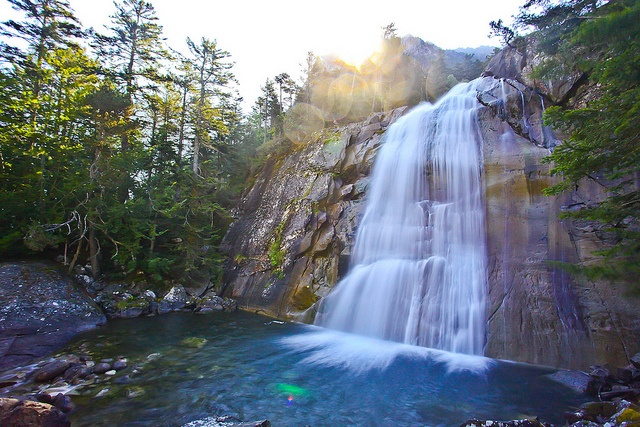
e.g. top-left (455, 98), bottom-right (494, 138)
top-left (334, 38), bottom-right (382, 71)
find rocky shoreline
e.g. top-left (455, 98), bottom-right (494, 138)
top-left (0, 261), bottom-right (237, 372)
top-left (1, 346), bottom-right (639, 426)
top-left (1, 261), bottom-right (640, 426)
top-left (0, 351), bottom-right (270, 426)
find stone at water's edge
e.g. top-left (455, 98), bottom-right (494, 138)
top-left (0, 262), bottom-right (106, 371)
top-left (0, 397), bottom-right (70, 427)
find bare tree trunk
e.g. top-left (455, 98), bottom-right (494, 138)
top-left (192, 135), bottom-right (200, 175)
top-left (88, 223), bottom-right (100, 279)
top-left (68, 237), bottom-right (83, 274)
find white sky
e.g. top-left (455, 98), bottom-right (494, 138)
top-left (1, 0), bottom-right (522, 110)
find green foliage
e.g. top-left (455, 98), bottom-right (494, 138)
top-left (269, 240), bottom-right (285, 269)
top-left (115, 296), bottom-right (148, 311)
top-left (23, 221), bottom-right (65, 252)
top-left (425, 52), bottom-right (457, 101)
top-left (489, 19), bottom-right (517, 48)
top-left (0, 0), bottom-right (253, 290)
top-left (268, 220), bottom-right (287, 279)
top-left (538, 0), bottom-right (640, 291)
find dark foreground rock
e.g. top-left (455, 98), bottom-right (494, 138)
top-left (463, 357), bottom-right (640, 427)
top-left (462, 399), bottom-right (640, 427)
top-left (183, 416), bottom-right (270, 427)
top-left (462, 419), bottom-right (549, 427)
top-left (0, 397), bottom-right (70, 427)
top-left (0, 262), bottom-right (106, 371)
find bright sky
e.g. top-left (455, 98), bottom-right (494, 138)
top-left (1, 0), bottom-right (522, 110)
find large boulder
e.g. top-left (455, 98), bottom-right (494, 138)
top-left (158, 285), bottom-right (188, 314)
top-left (0, 398), bottom-right (70, 427)
top-left (0, 262), bottom-right (106, 371)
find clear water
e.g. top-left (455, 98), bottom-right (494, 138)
top-left (41, 312), bottom-right (585, 427)
top-left (315, 81), bottom-right (488, 355)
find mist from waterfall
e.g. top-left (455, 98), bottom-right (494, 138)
top-left (315, 80), bottom-right (488, 356)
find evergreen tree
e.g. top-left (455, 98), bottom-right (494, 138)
top-left (255, 79), bottom-right (281, 142)
top-left (93, 0), bottom-right (168, 202)
top-left (0, 0), bottom-right (83, 102)
top-left (296, 50), bottom-right (319, 104)
top-left (0, 0), bottom-right (96, 260)
top-left (184, 37), bottom-right (234, 176)
top-left (0, 0), bottom-right (274, 288)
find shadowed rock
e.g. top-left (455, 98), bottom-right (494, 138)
top-left (0, 262), bottom-right (106, 371)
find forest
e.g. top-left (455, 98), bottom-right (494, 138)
top-left (0, 0), bottom-right (638, 294)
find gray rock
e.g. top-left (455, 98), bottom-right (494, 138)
top-left (142, 290), bottom-right (156, 301)
top-left (93, 362), bottom-right (112, 375)
top-left (198, 295), bottom-right (225, 311)
top-left (158, 285), bottom-right (188, 313)
top-left (37, 393), bottom-right (75, 414)
top-left (630, 353), bottom-right (640, 369)
top-left (51, 393), bottom-right (74, 414)
top-left (0, 262), bottom-right (106, 371)
top-left (33, 359), bottom-right (73, 383)
top-left (546, 370), bottom-right (591, 394)
top-left (183, 416), bottom-right (270, 427)
top-left (461, 420), bottom-right (549, 427)
top-left (63, 364), bottom-right (92, 382)
top-left (112, 360), bottom-right (127, 371)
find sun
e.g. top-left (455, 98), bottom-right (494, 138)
top-left (332, 34), bottom-right (382, 69)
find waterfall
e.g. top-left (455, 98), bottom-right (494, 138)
top-left (314, 80), bottom-right (488, 356)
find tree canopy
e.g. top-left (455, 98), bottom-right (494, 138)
top-left (0, 0), bottom-right (256, 292)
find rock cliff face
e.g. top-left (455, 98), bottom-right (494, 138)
top-left (481, 44), bottom-right (640, 369)
top-left (221, 52), bottom-right (640, 369)
top-left (221, 108), bottom-right (407, 322)
top-left (475, 80), bottom-right (639, 369)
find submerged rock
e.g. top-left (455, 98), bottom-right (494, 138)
top-left (179, 337), bottom-right (208, 349)
top-left (33, 359), bottom-right (74, 383)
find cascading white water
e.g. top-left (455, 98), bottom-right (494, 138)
top-left (314, 80), bottom-right (488, 355)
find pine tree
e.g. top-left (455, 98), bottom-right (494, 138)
top-left (0, 0), bottom-right (97, 260)
top-left (183, 37), bottom-right (234, 176)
